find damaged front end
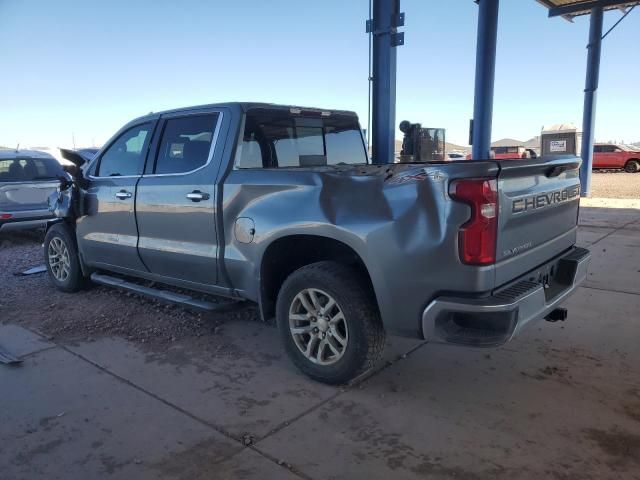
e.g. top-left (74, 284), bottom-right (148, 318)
top-left (47, 148), bottom-right (92, 220)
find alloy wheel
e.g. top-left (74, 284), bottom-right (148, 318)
top-left (48, 237), bottom-right (70, 282)
top-left (288, 288), bottom-right (349, 365)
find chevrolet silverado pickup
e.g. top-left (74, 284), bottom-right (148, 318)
top-left (45, 102), bottom-right (591, 384)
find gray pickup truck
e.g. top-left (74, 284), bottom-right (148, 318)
top-left (45, 102), bottom-right (591, 384)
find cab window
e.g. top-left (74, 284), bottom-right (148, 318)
top-left (236, 109), bottom-right (367, 168)
top-left (97, 123), bottom-right (152, 177)
top-left (154, 114), bottom-right (219, 175)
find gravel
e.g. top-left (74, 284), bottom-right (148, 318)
top-left (589, 171), bottom-right (640, 199)
top-left (0, 229), bottom-right (260, 354)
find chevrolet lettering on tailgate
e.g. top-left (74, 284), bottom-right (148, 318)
top-left (512, 185), bottom-right (580, 214)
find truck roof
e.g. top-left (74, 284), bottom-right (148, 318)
top-left (125, 102), bottom-right (358, 126)
top-left (128, 102), bottom-right (356, 123)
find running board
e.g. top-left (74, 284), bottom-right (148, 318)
top-left (90, 273), bottom-right (240, 312)
top-left (0, 346), bottom-right (22, 365)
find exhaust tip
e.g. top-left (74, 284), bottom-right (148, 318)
top-left (545, 307), bottom-right (568, 323)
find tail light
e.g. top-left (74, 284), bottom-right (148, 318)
top-left (449, 178), bottom-right (498, 265)
top-left (1, 213), bottom-right (12, 220)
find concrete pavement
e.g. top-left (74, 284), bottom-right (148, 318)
top-left (1, 199), bottom-right (639, 479)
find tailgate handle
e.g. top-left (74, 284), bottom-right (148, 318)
top-left (546, 166), bottom-right (567, 178)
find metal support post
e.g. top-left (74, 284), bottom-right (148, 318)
top-left (580, 6), bottom-right (603, 197)
top-left (368, 0), bottom-right (404, 164)
top-left (471, 0), bottom-right (500, 160)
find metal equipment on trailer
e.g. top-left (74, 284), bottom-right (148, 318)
top-left (367, 0), bottom-right (640, 196)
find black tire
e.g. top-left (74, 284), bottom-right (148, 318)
top-left (276, 261), bottom-right (385, 384)
top-left (44, 223), bottom-right (86, 293)
top-left (624, 160), bottom-right (640, 173)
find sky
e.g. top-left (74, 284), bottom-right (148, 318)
top-left (1, 0), bottom-right (639, 149)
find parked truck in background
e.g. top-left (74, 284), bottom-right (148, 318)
top-left (45, 102), bottom-right (591, 384)
top-left (593, 143), bottom-right (640, 172)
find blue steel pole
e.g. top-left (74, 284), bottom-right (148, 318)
top-left (580, 6), bottom-right (603, 197)
top-left (371, 0), bottom-right (401, 164)
top-left (471, 0), bottom-right (499, 160)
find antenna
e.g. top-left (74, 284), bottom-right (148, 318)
top-left (15, 143), bottom-right (20, 152)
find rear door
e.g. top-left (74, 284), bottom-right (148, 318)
top-left (0, 157), bottom-right (62, 219)
top-left (494, 156), bottom-right (582, 286)
top-left (76, 122), bottom-right (155, 272)
top-left (135, 109), bottom-right (225, 286)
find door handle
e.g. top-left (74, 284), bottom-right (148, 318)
top-left (115, 190), bottom-right (132, 200)
top-left (186, 190), bottom-right (210, 202)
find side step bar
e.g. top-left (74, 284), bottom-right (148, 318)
top-left (0, 346), bottom-right (22, 365)
top-left (90, 273), bottom-right (241, 312)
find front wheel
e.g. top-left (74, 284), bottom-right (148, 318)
top-left (276, 261), bottom-right (385, 384)
top-left (624, 160), bottom-right (640, 173)
top-left (44, 223), bottom-right (86, 293)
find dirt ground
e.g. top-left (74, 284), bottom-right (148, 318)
top-left (0, 230), bottom-right (259, 358)
top-left (590, 170), bottom-right (640, 198)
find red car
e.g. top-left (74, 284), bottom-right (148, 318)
top-left (593, 144), bottom-right (640, 172)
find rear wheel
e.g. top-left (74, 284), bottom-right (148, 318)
top-left (276, 261), bottom-right (385, 384)
top-left (624, 160), bottom-right (640, 173)
top-left (44, 223), bottom-right (86, 292)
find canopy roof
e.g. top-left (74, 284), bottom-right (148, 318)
top-left (536, 0), bottom-right (640, 19)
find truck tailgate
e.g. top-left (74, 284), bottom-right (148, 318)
top-left (494, 156), bottom-right (582, 286)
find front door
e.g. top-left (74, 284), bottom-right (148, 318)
top-left (135, 110), bottom-right (224, 286)
top-left (593, 145), bottom-right (618, 168)
top-left (76, 122), bottom-right (155, 272)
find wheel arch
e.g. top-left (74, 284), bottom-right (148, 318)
top-left (258, 234), bottom-right (379, 322)
top-left (625, 158), bottom-right (640, 171)
top-left (45, 219), bottom-right (91, 276)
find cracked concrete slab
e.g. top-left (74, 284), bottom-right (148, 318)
top-left (256, 287), bottom-right (640, 480)
top-left (579, 199), bottom-right (640, 229)
top-left (0, 347), bottom-right (239, 480)
top-left (66, 320), bottom-right (422, 441)
top-left (0, 324), bottom-right (53, 358)
top-left (584, 229), bottom-right (640, 294)
top-left (3, 200), bottom-right (640, 479)
top-left (153, 447), bottom-right (301, 480)
top-left (576, 226), bottom-right (615, 247)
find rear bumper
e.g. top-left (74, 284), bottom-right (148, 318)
top-left (0, 209), bottom-right (53, 232)
top-left (421, 246), bottom-right (591, 346)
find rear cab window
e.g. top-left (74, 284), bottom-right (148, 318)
top-left (236, 108), bottom-right (368, 168)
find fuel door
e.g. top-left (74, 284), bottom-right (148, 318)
top-left (234, 217), bottom-right (255, 244)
